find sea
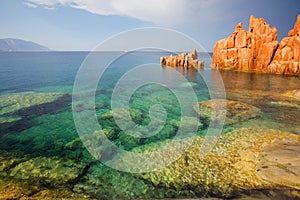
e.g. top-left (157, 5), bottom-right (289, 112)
top-left (0, 51), bottom-right (299, 199)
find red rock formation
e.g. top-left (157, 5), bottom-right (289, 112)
top-left (267, 15), bottom-right (300, 75)
top-left (212, 14), bottom-right (300, 76)
top-left (160, 49), bottom-right (204, 68)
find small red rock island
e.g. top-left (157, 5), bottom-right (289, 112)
top-left (160, 49), bottom-right (204, 69)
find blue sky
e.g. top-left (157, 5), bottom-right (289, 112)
top-left (0, 0), bottom-right (299, 51)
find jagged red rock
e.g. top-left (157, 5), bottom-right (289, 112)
top-left (160, 49), bottom-right (204, 68)
top-left (212, 14), bottom-right (300, 76)
top-left (267, 15), bottom-right (300, 75)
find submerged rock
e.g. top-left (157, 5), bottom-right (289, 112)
top-left (212, 14), bottom-right (300, 76)
top-left (0, 92), bottom-right (65, 116)
top-left (73, 163), bottom-right (195, 199)
top-left (0, 178), bottom-right (92, 199)
top-left (127, 128), bottom-right (300, 198)
top-left (283, 89), bottom-right (300, 101)
top-left (160, 49), bottom-right (204, 68)
top-left (9, 156), bottom-right (86, 185)
top-left (256, 139), bottom-right (300, 190)
top-left (65, 129), bottom-right (119, 162)
top-left (193, 100), bottom-right (262, 126)
top-left (0, 92), bottom-right (69, 133)
top-left (100, 108), bottom-right (144, 131)
top-left (0, 151), bottom-right (29, 173)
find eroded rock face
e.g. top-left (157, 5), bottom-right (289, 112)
top-left (160, 49), bottom-right (204, 68)
top-left (267, 15), bottom-right (300, 75)
top-left (193, 100), bottom-right (262, 126)
top-left (212, 14), bottom-right (300, 76)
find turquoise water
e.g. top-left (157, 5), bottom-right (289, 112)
top-left (0, 52), bottom-right (299, 199)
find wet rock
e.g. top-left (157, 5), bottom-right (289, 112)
top-left (0, 92), bottom-right (65, 116)
top-left (169, 116), bottom-right (203, 131)
top-left (9, 156), bottom-right (86, 185)
top-left (0, 178), bottom-right (92, 200)
top-left (100, 108), bottom-right (144, 131)
top-left (193, 100), bottom-right (262, 126)
top-left (73, 163), bottom-right (195, 199)
top-left (256, 139), bottom-right (300, 189)
top-left (160, 49), bottom-right (204, 68)
top-left (282, 89), bottom-right (300, 101)
top-left (128, 128), bottom-right (300, 198)
top-left (0, 151), bottom-right (29, 173)
top-left (0, 92), bottom-right (69, 134)
top-left (65, 130), bottom-right (119, 162)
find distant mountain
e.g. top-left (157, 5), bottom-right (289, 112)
top-left (0, 38), bottom-right (51, 52)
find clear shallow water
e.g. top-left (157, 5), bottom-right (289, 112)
top-left (0, 52), bottom-right (299, 199)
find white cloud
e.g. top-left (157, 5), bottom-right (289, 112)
top-left (24, 0), bottom-right (229, 26)
top-left (23, 1), bottom-right (38, 8)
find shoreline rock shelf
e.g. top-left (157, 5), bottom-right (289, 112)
top-left (212, 14), bottom-right (300, 76)
top-left (160, 49), bottom-right (204, 68)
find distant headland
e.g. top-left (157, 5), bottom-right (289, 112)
top-left (0, 38), bottom-right (50, 52)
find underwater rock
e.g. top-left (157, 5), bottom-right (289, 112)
top-left (73, 163), bottom-right (195, 199)
top-left (169, 116), bottom-right (203, 130)
top-left (283, 89), bottom-right (300, 101)
top-left (0, 116), bottom-right (21, 124)
top-left (193, 100), bottom-right (262, 126)
top-left (0, 151), bottom-right (29, 173)
top-left (100, 108), bottom-right (144, 131)
top-left (268, 101), bottom-right (300, 109)
top-left (127, 128), bottom-right (300, 198)
top-left (0, 92), bottom-right (69, 133)
top-left (0, 178), bottom-right (92, 199)
top-left (115, 131), bottom-right (142, 150)
top-left (0, 92), bottom-right (65, 116)
top-left (0, 178), bottom-right (38, 199)
top-left (160, 49), bottom-right (204, 68)
top-left (9, 156), bottom-right (86, 185)
top-left (256, 139), bottom-right (300, 190)
top-left (65, 129), bottom-right (119, 162)
top-left (295, 90), bottom-right (300, 100)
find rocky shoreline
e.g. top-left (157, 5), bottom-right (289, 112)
top-left (0, 14), bottom-right (300, 200)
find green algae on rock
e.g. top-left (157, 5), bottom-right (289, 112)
top-left (99, 108), bottom-right (144, 131)
top-left (9, 156), bottom-right (87, 185)
top-left (194, 100), bottom-right (262, 126)
top-left (125, 128), bottom-right (300, 198)
top-left (268, 101), bottom-right (300, 109)
top-left (0, 150), bottom-right (30, 173)
top-left (0, 92), bottom-right (65, 116)
top-left (66, 129), bottom-right (118, 162)
top-left (0, 177), bottom-right (92, 200)
top-left (73, 163), bottom-right (196, 199)
top-left (0, 92), bottom-right (70, 134)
